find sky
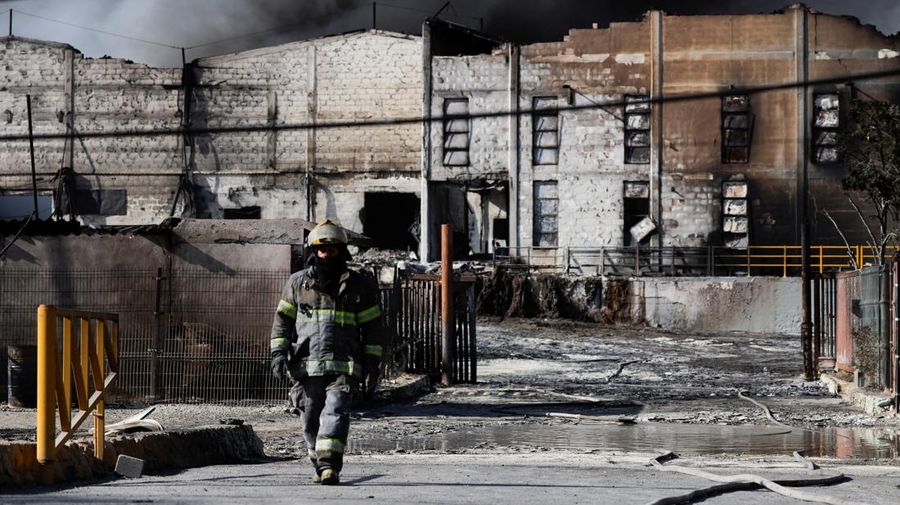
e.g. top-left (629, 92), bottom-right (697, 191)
top-left (0, 0), bottom-right (898, 68)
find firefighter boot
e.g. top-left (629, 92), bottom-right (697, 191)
top-left (320, 468), bottom-right (340, 485)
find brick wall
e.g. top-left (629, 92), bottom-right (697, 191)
top-left (0, 31), bottom-right (422, 231)
top-left (0, 37), bottom-right (183, 225)
top-left (426, 6), bottom-right (900, 262)
top-left (191, 30), bottom-right (422, 225)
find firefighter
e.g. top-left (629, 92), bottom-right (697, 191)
top-left (270, 219), bottom-right (384, 485)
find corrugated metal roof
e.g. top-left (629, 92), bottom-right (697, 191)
top-left (0, 218), bottom-right (178, 237)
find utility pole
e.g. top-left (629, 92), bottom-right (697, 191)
top-left (8, 9), bottom-right (12, 37)
top-left (372, 2), bottom-right (376, 30)
top-left (796, 7), bottom-right (814, 381)
top-left (27, 94), bottom-right (38, 218)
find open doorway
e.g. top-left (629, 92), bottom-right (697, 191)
top-left (363, 192), bottom-right (420, 251)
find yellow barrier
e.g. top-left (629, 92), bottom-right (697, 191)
top-left (36, 305), bottom-right (119, 464)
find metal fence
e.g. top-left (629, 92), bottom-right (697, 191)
top-left (496, 245), bottom-right (899, 277)
top-left (813, 273), bottom-right (837, 362)
top-left (394, 274), bottom-right (477, 384)
top-left (1, 267), bottom-right (478, 403)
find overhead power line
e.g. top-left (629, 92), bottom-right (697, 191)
top-left (11, 9), bottom-right (181, 49)
top-left (0, 66), bottom-right (896, 143)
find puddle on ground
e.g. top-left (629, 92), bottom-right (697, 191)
top-left (352, 423), bottom-right (900, 459)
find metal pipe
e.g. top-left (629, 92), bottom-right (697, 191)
top-left (441, 224), bottom-right (454, 385)
top-left (36, 304), bottom-right (56, 464)
top-left (27, 95), bottom-right (38, 217)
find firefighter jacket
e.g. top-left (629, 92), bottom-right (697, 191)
top-left (270, 267), bottom-right (385, 379)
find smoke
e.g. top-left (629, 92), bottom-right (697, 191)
top-left (473, 0), bottom-right (900, 43)
top-left (4, 0), bottom-right (369, 66)
top-left (2, 0), bottom-right (897, 67)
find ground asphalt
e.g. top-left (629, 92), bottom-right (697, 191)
top-left (3, 454), bottom-right (899, 504)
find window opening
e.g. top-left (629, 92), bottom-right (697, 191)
top-left (532, 96), bottom-right (559, 165)
top-left (624, 95), bottom-right (650, 164)
top-left (813, 93), bottom-right (840, 164)
top-left (722, 94), bottom-right (753, 163)
top-left (533, 181), bottom-right (558, 247)
top-left (442, 98), bottom-right (470, 166)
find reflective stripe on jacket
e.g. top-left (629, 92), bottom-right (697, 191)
top-left (270, 267), bottom-right (385, 378)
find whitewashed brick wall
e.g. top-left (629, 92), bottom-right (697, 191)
top-left (0, 31), bottom-right (422, 231)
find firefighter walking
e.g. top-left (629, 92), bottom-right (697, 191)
top-left (270, 220), bottom-right (385, 485)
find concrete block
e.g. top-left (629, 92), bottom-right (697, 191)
top-left (115, 454), bottom-right (145, 478)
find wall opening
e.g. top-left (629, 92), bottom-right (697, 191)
top-left (624, 181), bottom-right (650, 246)
top-left (224, 206), bottom-right (261, 219)
top-left (62, 189), bottom-right (127, 216)
top-left (533, 181), bottom-right (558, 247)
top-left (428, 182), bottom-right (508, 260)
top-left (363, 192), bottom-right (420, 251)
top-left (0, 193), bottom-right (54, 221)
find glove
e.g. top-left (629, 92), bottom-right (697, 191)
top-left (271, 354), bottom-right (289, 380)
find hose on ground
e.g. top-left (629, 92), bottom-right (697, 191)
top-left (737, 390), bottom-right (852, 440)
top-left (644, 451), bottom-right (861, 505)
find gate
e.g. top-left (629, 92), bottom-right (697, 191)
top-left (834, 271), bottom-right (860, 373)
top-left (393, 273), bottom-right (477, 384)
top-left (813, 273), bottom-right (837, 366)
top-left (892, 261), bottom-right (899, 411)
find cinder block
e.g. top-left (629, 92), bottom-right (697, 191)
top-left (115, 454), bottom-right (145, 478)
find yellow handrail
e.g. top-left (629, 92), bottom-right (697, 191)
top-left (711, 245), bottom-right (899, 274)
top-left (36, 305), bottom-right (119, 465)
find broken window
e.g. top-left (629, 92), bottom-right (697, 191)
top-left (442, 98), bottom-right (470, 166)
top-left (623, 181), bottom-right (650, 246)
top-left (59, 189), bottom-right (127, 216)
top-left (0, 193), bottom-right (54, 221)
top-left (532, 97), bottom-right (559, 165)
top-left (363, 192), bottom-right (420, 251)
top-left (532, 181), bottom-right (558, 247)
top-left (224, 206), bottom-right (261, 219)
top-left (722, 180), bottom-right (749, 249)
top-left (722, 94), bottom-right (753, 164)
top-left (813, 93), bottom-right (840, 164)
top-left (624, 95), bottom-right (650, 164)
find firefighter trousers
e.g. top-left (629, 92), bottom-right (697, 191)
top-left (301, 374), bottom-right (356, 474)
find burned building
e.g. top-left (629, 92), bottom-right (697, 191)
top-left (0, 30), bottom-right (423, 253)
top-left (1, 5), bottom-right (899, 269)
top-left (421, 6), bottom-right (900, 265)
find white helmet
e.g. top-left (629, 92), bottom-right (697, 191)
top-left (307, 219), bottom-right (348, 247)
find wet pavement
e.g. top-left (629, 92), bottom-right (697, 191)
top-left (3, 318), bottom-right (899, 466)
top-left (353, 422), bottom-right (900, 460)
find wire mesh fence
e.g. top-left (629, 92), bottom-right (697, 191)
top-left (0, 267), bottom-right (478, 404)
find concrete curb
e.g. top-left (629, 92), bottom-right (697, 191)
top-left (0, 424), bottom-right (264, 488)
top-left (820, 373), bottom-right (896, 417)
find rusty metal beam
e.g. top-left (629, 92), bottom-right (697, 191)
top-left (441, 224), bottom-right (455, 385)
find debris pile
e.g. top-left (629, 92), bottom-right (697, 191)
top-left (475, 267), bottom-right (606, 322)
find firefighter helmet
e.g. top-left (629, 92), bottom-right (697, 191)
top-left (307, 219), bottom-right (349, 247)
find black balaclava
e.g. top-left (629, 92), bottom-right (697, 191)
top-left (313, 247), bottom-right (348, 295)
